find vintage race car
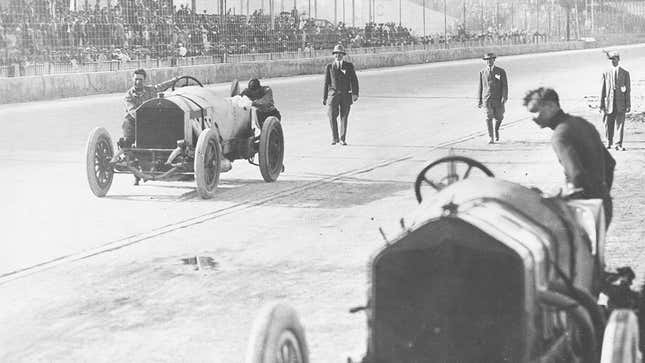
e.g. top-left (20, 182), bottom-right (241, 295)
top-left (85, 76), bottom-right (284, 199)
top-left (243, 156), bottom-right (643, 363)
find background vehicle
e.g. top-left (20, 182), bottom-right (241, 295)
top-left (244, 156), bottom-right (643, 363)
top-left (85, 76), bottom-right (284, 199)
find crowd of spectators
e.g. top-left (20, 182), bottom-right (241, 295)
top-left (0, 0), bottom-right (546, 74)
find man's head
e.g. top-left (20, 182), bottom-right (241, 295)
top-left (133, 68), bottom-right (147, 90)
top-left (483, 52), bottom-right (496, 67)
top-left (248, 78), bottom-right (261, 90)
top-left (523, 87), bottom-right (561, 128)
top-left (607, 51), bottom-right (620, 67)
top-left (332, 44), bottom-right (346, 62)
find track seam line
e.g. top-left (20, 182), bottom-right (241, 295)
top-left (0, 117), bottom-right (529, 285)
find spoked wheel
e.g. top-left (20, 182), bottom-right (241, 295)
top-left (171, 75), bottom-right (204, 91)
top-left (245, 302), bottom-right (309, 363)
top-left (86, 127), bottom-right (114, 197)
top-left (414, 156), bottom-right (494, 203)
top-left (259, 116), bottom-right (284, 182)
top-left (600, 309), bottom-right (641, 363)
top-left (194, 128), bottom-right (222, 199)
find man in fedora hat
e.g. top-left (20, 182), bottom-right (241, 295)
top-left (600, 50), bottom-right (631, 151)
top-left (323, 44), bottom-right (359, 145)
top-left (477, 52), bottom-right (508, 144)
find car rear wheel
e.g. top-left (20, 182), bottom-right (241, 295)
top-left (245, 302), bottom-right (309, 363)
top-left (194, 128), bottom-right (222, 199)
top-left (601, 309), bottom-right (641, 363)
top-left (86, 127), bottom-right (114, 197)
top-left (258, 116), bottom-right (284, 182)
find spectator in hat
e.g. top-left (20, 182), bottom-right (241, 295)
top-left (477, 52), bottom-right (508, 144)
top-left (323, 44), bottom-right (359, 145)
top-left (600, 50), bottom-right (631, 151)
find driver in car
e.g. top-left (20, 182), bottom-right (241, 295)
top-left (120, 68), bottom-right (179, 148)
top-left (240, 78), bottom-right (281, 127)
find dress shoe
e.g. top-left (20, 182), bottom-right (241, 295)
top-left (617, 145), bottom-right (626, 151)
top-left (331, 140), bottom-right (338, 145)
top-left (606, 144), bottom-right (613, 149)
top-left (340, 140), bottom-right (347, 146)
top-left (488, 139), bottom-right (494, 144)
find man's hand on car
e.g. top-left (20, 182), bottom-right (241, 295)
top-left (322, 98), bottom-right (327, 106)
top-left (352, 94), bottom-right (359, 103)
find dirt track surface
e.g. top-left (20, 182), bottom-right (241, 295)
top-left (1, 44), bottom-right (645, 362)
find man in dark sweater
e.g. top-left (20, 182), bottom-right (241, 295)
top-left (523, 87), bottom-right (616, 226)
top-left (240, 78), bottom-right (281, 128)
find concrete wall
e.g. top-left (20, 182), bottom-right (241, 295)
top-left (0, 41), bottom-right (587, 105)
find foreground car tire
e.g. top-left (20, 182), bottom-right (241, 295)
top-left (194, 128), bottom-right (222, 199)
top-left (86, 127), bottom-right (114, 197)
top-left (259, 116), bottom-right (284, 182)
top-left (245, 302), bottom-right (309, 363)
top-left (601, 309), bottom-right (641, 363)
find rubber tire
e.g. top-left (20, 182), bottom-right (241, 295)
top-left (258, 116), bottom-right (284, 182)
top-left (601, 309), bottom-right (641, 363)
top-left (194, 128), bottom-right (222, 199)
top-left (86, 127), bottom-right (114, 197)
top-left (245, 302), bottom-right (309, 363)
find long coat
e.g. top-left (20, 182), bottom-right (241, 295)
top-left (600, 67), bottom-right (631, 114)
top-left (323, 61), bottom-right (359, 103)
top-left (477, 66), bottom-right (508, 105)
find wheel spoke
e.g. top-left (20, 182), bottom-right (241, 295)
top-left (423, 176), bottom-right (441, 191)
top-left (463, 164), bottom-right (474, 178)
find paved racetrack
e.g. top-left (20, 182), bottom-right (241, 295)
top-left (1, 44), bottom-right (645, 362)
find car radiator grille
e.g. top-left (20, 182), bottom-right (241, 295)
top-left (136, 108), bottom-right (184, 149)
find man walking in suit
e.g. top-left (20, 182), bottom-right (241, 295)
top-left (477, 52), bottom-right (508, 144)
top-left (600, 50), bottom-right (631, 151)
top-left (323, 44), bottom-right (359, 145)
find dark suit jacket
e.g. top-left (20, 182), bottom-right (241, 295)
top-left (323, 61), bottom-right (359, 103)
top-left (477, 66), bottom-right (508, 105)
top-left (600, 67), bottom-right (631, 114)
top-left (549, 110), bottom-right (614, 198)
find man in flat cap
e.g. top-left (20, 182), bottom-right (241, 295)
top-left (477, 52), bottom-right (508, 144)
top-left (323, 44), bottom-right (359, 145)
top-left (524, 87), bottom-right (615, 226)
top-left (600, 50), bottom-right (631, 150)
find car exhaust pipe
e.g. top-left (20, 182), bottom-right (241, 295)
top-left (539, 289), bottom-right (598, 363)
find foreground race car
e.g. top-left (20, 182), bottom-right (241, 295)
top-left (85, 76), bottom-right (284, 199)
top-left (244, 156), bottom-right (643, 363)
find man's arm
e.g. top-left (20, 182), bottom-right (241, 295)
top-left (323, 64), bottom-right (331, 104)
top-left (477, 70), bottom-right (483, 107)
top-left (252, 87), bottom-right (275, 110)
top-left (501, 69), bottom-right (508, 103)
top-left (124, 91), bottom-right (138, 118)
top-left (153, 76), bottom-right (179, 92)
top-left (600, 72), bottom-right (607, 111)
top-left (349, 63), bottom-right (359, 97)
top-left (625, 70), bottom-right (631, 112)
top-left (552, 128), bottom-right (586, 190)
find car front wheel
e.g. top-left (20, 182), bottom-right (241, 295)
top-left (194, 128), bottom-right (222, 199)
top-left (258, 116), bottom-right (284, 182)
top-left (86, 127), bottom-right (114, 197)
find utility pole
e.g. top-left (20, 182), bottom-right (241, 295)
top-left (463, 1), bottom-right (466, 32)
top-left (399, 0), bottom-right (402, 26)
top-left (444, 0), bottom-right (447, 47)
top-left (423, 0), bottom-right (426, 36)
top-left (343, 0), bottom-right (345, 23)
top-left (352, 0), bottom-right (355, 26)
top-left (334, 0), bottom-right (337, 24)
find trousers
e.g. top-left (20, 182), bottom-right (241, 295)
top-left (328, 93), bottom-right (352, 142)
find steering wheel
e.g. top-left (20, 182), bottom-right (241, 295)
top-left (414, 156), bottom-right (494, 203)
top-left (171, 75), bottom-right (204, 91)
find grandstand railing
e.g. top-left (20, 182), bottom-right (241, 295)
top-left (0, 35), bottom-right (560, 78)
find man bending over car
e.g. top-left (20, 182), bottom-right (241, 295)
top-left (240, 78), bottom-right (281, 128)
top-left (120, 68), bottom-right (179, 148)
